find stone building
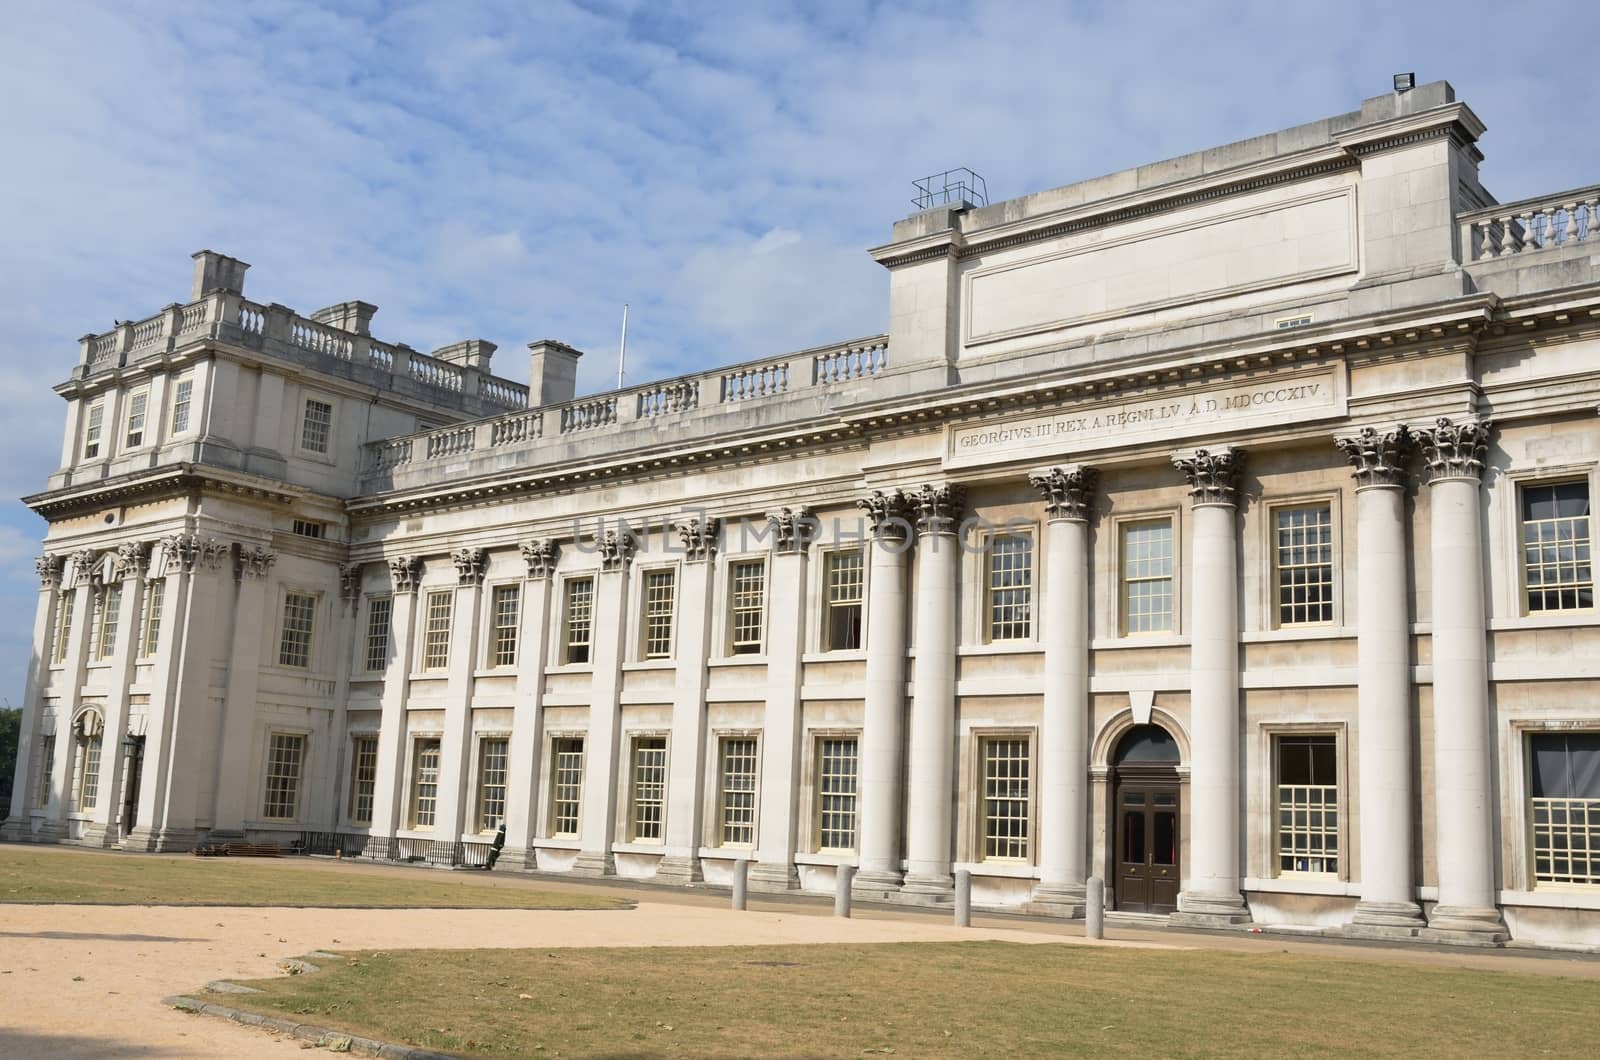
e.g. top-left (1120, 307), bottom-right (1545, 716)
top-left (7, 80), bottom-right (1600, 947)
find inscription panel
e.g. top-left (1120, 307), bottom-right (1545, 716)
top-left (964, 188), bottom-right (1358, 345)
top-left (945, 368), bottom-right (1344, 468)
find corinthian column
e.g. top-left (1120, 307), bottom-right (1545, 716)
top-left (1415, 418), bottom-right (1507, 942)
top-left (902, 483), bottom-right (966, 901)
top-left (854, 489), bottom-right (914, 898)
top-left (1, 555), bottom-right (65, 840)
top-left (1336, 426), bottom-right (1427, 935)
top-left (1027, 465), bottom-right (1097, 916)
top-left (1170, 447), bottom-right (1251, 926)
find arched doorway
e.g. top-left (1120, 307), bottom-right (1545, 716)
top-left (1113, 724), bottom-right (1180, 914)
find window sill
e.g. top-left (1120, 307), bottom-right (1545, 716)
top-left (957, 642), bottom-right (1042, 657)
top-left (802, 651), bottom-right (868, 664)
top-left (1499, 886), bottom-right (1600, 910)
top-left (472, 668), bottom-right (520, 679)
top-left (623, 660), bottom-right (677, 672)
top-left (1091, 635), bottom-right (1189, 651)
top-left (1239, 626), bottom-right (1354, 643)
top-left (794, 851), bottom-right (857, 867)
top-left (532, 837), bottom-right (581, 851)
top-left (611, 841), bottom-right (668, 856)
top-left (698, 845), bottom-right (756, 860)
top-left (1489, 612), bottom-right (1600, 632)
top-left (407, 672), bottom-right (449, 682)
top-left (1242, 875), bottom-right (1353, 896)
top-left (710, 655), bottom-right (768, 667)
top-left (954, 860), bottom-right (1037, 880)
top-left (546, 663), bottom-right (594, 676)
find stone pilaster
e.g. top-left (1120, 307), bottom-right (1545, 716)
top-left (366, 555), bottom-right (424, 860)
top-left (1169, 448), bottom-right (1251, 926)
top-left (1414, 418), bottom-right (1507, 943)
top-left (748, 509), bottom-right (815, 891)
top-left (211, 542), bottom-right (275, 835)
top-left (87, 542), bottom-right (150, 846)
top-left (1335, 427), bottom-right (1427, 936)
top-left (499, 542), bottom-right (559, 870)
top-left (1027, 465), bottom-right (1098, 916)
top-left (436, 548), bottom-right (488, 842)
top-left (854, 489), bottom-right (914, 899)
top-left (575, 535), bottom-right (633, 876)
top-left (902, 484), bottom-right (966, 902)
top-left (661, 519), bottom-right (720, 885)
top-left (2, 555), bottom-right (65, 840)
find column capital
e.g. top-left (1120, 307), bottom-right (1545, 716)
top-left (675, 517), bottom-right (720, 563)
top-left (911, 483), bottom-right (966, 536)
top-left (598, 531), bottom-right (636, 572)
top-left (1335, 425), bottom-right (1412, 489)
top-left (114, 541), bottom-right (152, 583)
top-left (160, 533), bottom-right (227, 575)
top-left (765, 507), bottom-right (816, 554)
top-left (389, 555), bottom-right (423, 594)
top-left (520, 539), bottom-right (559, 580)
top-left (35, 553), bottom-right (63, 590)
top-left (1172, 447), bottom-right (1245, 507)
top-left (1415, 417), bottom-right (1492, 483)
top-left (857, 489), bottom-right (915, 542)
top-left (338, 562), bottom-right (363, 601)
top-left (69, 548), bottom-right (100, 585)
top-left (234, 544), bottom-right (276, 581)
top-left (1029, 465), bottom-right (1098, 522)
top-left (453, 546), bottom-right (488, 586)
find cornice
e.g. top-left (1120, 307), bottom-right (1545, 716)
top-left (24, 462), bottom-right (306, 520)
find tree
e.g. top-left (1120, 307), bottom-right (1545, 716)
top-left (0, 707), bottom-right (20, 818)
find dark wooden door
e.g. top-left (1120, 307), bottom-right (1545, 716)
top-left (1115, 777), bottom-right (1179, 913)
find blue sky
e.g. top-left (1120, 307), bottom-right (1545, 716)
top-left (0, 0), bottom-right (1596, 702)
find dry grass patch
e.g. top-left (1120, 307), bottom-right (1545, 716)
top-left (0, 845), bottom-right (625, 909)
top-left (218, 941), bottom-right (1594, 1057)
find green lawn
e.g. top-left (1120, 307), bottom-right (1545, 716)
top-left (0, 845), bottom-right (626, 909)
top-left (215, 941), bottom-right (1597, 1057)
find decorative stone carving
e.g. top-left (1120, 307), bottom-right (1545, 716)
top-left (70, 548), bottom-right (99, 585)
top-left (857, 489), bottom-right (914, 541)
top-left (161, 533), bottom-right (227, 574)
top-left (35, 554), bottom-right (63, 589)
top-left (765, 507), bottom-right (816, 555)
top-left (521, 539), bottom-right (559, 580)
top-left (234, 544), bottom-right (276, 580)
top-left (389, 555), bottom-right (423, 594)
top-left (675, 517), bottom-right (720, 563)
top-left (599, 531), bottom-right (636, 572)
top-left (1172, 447), bottom-right (1245, 507)
top-left (338, 562), bottom-right (363, 601)
top-left (1415, 417), bottom-right (1492, 482)
top-left (453, 547), bottom-right (488, 586)
top-left (114, 541), bottom-right (151, 582)
top-left (911, 483), bottom-right (967, 535)
top-left (1335, 425), bottom-right (1412, 489)
top-left (1028, 465), bottom-right (1099, 522)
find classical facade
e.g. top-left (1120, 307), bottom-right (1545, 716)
top-left (8, 80), bottom-right (1600, 947)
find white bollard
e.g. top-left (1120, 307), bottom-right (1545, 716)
top-left (731, 858), bottom-right (749, 911)
top-left (835, 864), bottom-right (856, 918)
top-left (954, 869), bottom-right (972, 928)
top-left (1086, 875), bottom-right (1105, 939)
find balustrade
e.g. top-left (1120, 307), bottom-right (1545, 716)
top-left (721, 360), bottom-right (790, 402)
top-left (408, 352), bottom-right (465, 392)
top-left (369, 438), bottom-right (414, 471)
top-left (814, 340), bottom-right (889, 383)
top-left (237, 301), bottom-right (265, 335)
top-left (490, 412), bottom-right (542, 446)
top-left (1463, 189), bottom-right (1600, 261)
top-left (290, 319), bottom-right (354, 360)
top-left (424, 426), bottom-right (474, 460)
top-left (478, 375), bottom-right (530, 410)
top-left (560, 397), bottom-right (618, 434)
top-left (178, 302), bottom-right (208, 334)
top-left (637, 380), bottom-right (699, 418)
top-left (367, 341), bottom-right (396, 371)
top-left (129, 315), bottom-right (166, 351)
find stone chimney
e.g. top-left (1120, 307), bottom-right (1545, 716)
top-left (431, 339), bottom-right (497, 372)
top-left (309, 300), bottom-right (378, 336)
top-left (190, 250), bottom-right (250, 301)
top-left (527, 339), bottom-right (583, 407)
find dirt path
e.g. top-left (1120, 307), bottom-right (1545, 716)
top-left (0, 900), bottom-right (1158, 1058)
